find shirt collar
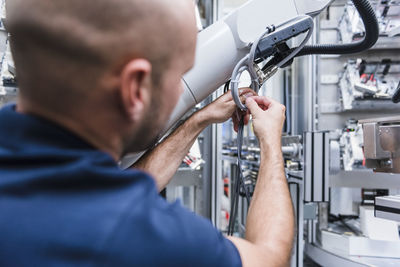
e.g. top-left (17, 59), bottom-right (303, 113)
top-left (0, 103), bottom-right (97, 152)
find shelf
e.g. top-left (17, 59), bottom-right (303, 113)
top-left (305, 243), bottom-right (400, 267)
top-left (370, 36), bottom-right (400, 50)
top-left (320, 100), bottom-right (400, 114)
top-left (330, 170), bottom-right (400, 189)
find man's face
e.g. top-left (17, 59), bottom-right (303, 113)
top-left (123, 3), bottom-right (197, 153)
top-left (139, 45), bottom-right (197, 150)
top-left (150, 3), bottom-right (198, 137)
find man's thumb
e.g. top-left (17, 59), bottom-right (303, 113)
top-left (245, 97), bottom-right (260, 117)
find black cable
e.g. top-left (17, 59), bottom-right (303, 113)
top-left (329, 214), bottom-right (359, 222)
top-left (329, 214), bottom-right (362, 236)
top-left (392, 81), bottom-right (400, 103)
top-left (283, 70), bottom-right (291, 134)
top-left (227, 0), bottom-right (378, 237)
top-left (224, 80), bottom-right (230, 94)
top-left (288, 182), bottom-right (300, 267)
top-left (228, 169), bottom-right (240, 235)
top-left (295, 0), bottom-right (379, 57)
top-left (338, 218), bottom-right (362, 236)
top-left (228, 115), bottom-right (251, 236)
top-left (237, 116), bottom-right (252, 205)
top-left (288, 174), bottom-right (303, 180)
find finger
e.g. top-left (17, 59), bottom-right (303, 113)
top-left (218, 90), bottom-right (234, 102)
top-left (248, 96), bottom-right (273, 109)
top-left (232, 109), bottom-right (246, 131)
top-left (245, 97), bottom-right (262, 118)
top-left (237, 109), bottom-right (249, 124)
top-left (240, 88), bottom-right (257, 102)
top-left (239, 88), bottom-right (256, 96)
top-left (243, 114), bottom-right (250, 125)
top-left (216, 88), bottom-right (238, 102)
top-left (233, 120), bottom-right (239, 132)
top-left (227, 88), bottom-right (256, 103)
top-left (239, 93), bottom-right (256, 105)
top-left (232, 113), bottom-right (237, 124)
top-left (245, 109), bottom-right (252, 125)
top-left (215, 88), bottom-right (252, 107)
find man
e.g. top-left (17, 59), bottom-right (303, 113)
top-left (0, 0), bottom-right (294, 266)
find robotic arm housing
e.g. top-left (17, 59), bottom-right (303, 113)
top-left (121, 0), bottom-right (378, 168)
top-left (168, 0), bottom-right (333, 128)
top-left (121, 0), bottom-right (332, 168)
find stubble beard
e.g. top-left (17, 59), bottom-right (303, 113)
top-left (122, 95), bottom-right (167, 154)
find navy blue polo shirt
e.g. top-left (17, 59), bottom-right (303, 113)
top-left (0, 104), bottom-right (241, 267)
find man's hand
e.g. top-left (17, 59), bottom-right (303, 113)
top-left (134, 88), bottom-right (256, 191)
top-left (245, 96), bottom-right (286, 147)
top-left (227, 96), bottom-right (294, 267)
top-left (196, 88), bottom-right (256, 130)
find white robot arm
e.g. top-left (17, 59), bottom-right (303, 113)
top-left (167, 0), bottom-right (333, 128)
top-left (121, 0), bottom-right (378, 168)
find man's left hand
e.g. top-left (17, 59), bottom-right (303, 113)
top-left (196, 88), bottom-right (256, 131)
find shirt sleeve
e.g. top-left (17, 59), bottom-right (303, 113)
top-left (100, 186), bottom-right (242, 267)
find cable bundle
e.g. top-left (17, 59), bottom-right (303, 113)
top-left (227, 116), bottom-right (251, 235)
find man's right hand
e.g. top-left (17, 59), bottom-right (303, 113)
top-left (245, 96), bottom-right (286, 147)
top-left (228, 96), bottom-right (294, 267)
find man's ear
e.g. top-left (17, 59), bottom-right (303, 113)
top-left (120, 59), bottom-right (152, 122)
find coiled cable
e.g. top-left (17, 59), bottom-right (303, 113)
top-left (227, 0), bottom-right (379, 236)
top-left (231, 16), bottom-right (314, 111)
top-left (296, 0), bottom-right (379, 56)
top-left (227, 116), bottom-right (250, 236)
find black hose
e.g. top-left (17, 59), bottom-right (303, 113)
top-left (296, 0), bottom-right (379, 57)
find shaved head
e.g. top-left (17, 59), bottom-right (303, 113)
top-left (5, 0), bottom-right (198, 156)
top-left (6, 0), bottom-right (194, 111)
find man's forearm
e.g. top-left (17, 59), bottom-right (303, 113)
top-left (133, 112), bottom-right (208, 191)
top-left (245, 142), bottom-right (295, 264)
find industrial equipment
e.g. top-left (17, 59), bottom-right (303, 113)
top-left (375, 195), bottom-right (400, 221)
top-left (339, 119), bottom-right (364, 171)
top-left (3, 0), bottom-right (399, 265)
top-left (360, 116), bottom-right (400, 173)
top-left (173, 0), bottom-right (377, 126)
top-left (122, 0), bottom-right (379, 168)
top-left (340, 59), bottom-right (400, 110)
top-left (339, 0), bottom-right (400, 45)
